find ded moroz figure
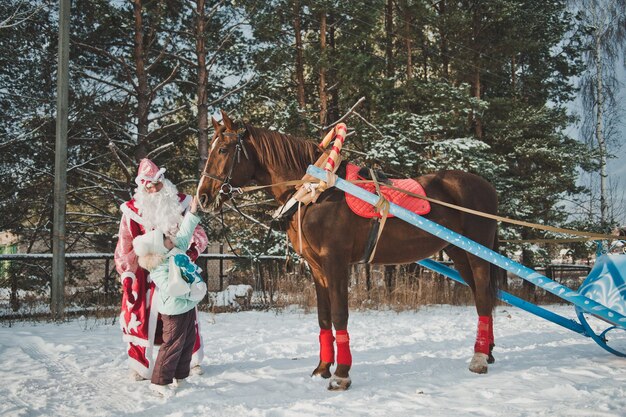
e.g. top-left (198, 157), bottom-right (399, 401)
top-left (114, 159), bottom-right (208, 381)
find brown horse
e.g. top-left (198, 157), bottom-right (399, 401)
top-left (197, 111), bottom-right (500, 390)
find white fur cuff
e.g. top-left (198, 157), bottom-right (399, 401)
top-left (120, 271), bottom-right (136, 283)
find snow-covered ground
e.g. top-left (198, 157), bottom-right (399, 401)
top-left (1, 305), bottom-right (625, 417)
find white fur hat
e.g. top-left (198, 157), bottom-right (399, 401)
top-left (133, 230), bottom-right (168, 257)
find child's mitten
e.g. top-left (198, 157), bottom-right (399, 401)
top-left (173, 253), bottom-right (203, 284)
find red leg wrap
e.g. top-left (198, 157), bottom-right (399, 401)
top-left (319, 329), bottom-right (335, 363)
top-left (474, 315), bottom-right (491, 355)
top-left (335, 329), bottom-right (352, 366)
top-left (489, 315), bottom-right (494, 346)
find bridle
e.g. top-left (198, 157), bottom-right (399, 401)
top-left (198, 127), bottom-right (249, 207)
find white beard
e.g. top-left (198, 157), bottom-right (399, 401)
top-left (134, 179), bottom-right (184, 237)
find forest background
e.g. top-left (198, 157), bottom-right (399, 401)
top-left (1, 0), bottom-right (625, 305)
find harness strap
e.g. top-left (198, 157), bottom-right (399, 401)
top-left (297, 201), bottom-right (303, 255)
top-left (377, 182), bottom-right (617, 240)
top-left (368, 169), bottom-right (390, 263)
top-left (360, 218), bottom-right (380, 263)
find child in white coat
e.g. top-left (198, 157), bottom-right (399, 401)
top-left (132, 197), bottom-right (207, 398)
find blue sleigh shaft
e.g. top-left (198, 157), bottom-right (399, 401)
top-left (417, 258), bottom-right (586, 335)
top-left (306, 165), bottom-right (626, 329)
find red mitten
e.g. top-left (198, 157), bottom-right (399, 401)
top-left (123, 277), bottom-right (135, 304)
top-left (186, 243), bottom-right (199, 262)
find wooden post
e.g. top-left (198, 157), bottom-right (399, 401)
top-left (52, 0), bottom-right (70, 320)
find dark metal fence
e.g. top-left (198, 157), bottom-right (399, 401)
top-left (0, 252), bottom-right (291, 319)
top-left (0, 252), bottom-right (593, 320)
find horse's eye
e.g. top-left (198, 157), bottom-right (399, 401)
top-left (218, 148), bottom-right (228, 155)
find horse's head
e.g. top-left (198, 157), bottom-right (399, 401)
top-left (196, 110), bottom-right (255, 212)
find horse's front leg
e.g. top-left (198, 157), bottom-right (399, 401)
top-left (311, 277), bottom-right (333, 379)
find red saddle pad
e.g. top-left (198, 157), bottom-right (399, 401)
top-left (344, 164), bottom-right (431, 218)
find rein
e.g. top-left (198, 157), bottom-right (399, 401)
top-left (218, 198), bottom-right (277, 259)
top-left (218, 177), bottom-right (618, 242)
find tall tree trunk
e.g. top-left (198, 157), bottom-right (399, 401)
top-left (385, 0), bottom-right (394, 79)
top-left (401, 0), bottom-right (413, 81)
top-left (511, 55), bottom-right (516, 95)
top-left (472, 65), bottom-right (483, 138)
top-left (437, 0), bottom-right (449, 79)
top-left (328, 13), bottom-right (339, 123)
top-left (594, 28), bottom-right (608, 229)
top-left (319, 11), bottom-right (327, 127)
top-left (294, 0), bottom-right (306, 109)
top-left (421, 35), bottom-right (428, 81)
top-left (383, 0), bottom-right (395, 111)
top-left (470, 4), bottom-right (483, 138)
top-left (195, 0), bottom-right (209, 176)
top-left (133, 0), bottom-right (149, 160)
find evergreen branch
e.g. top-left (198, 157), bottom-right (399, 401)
top-left (107, 140), bottom-right (133, 183)
top-left (0, 120), bottom-right (48, 149)
top-left (75, 167), bottom-right (124, 188)
top-left (352, 111), bottom-right (385, 139)
top-left (146, 35), bottom-right (173, 72)
top-left (147, 105), bottom-right (187, 123)
top-left (77, 70), bottom-right (135, 95)
top-left (207, 74), bottom-right (255, 107)
top-left (146, 142), bottom-right (175, 160)
top-left (0, 2), bottom-right (44, 29)
top-left (323, 96), bottom-right (366, 130)
top-left (101, 116), bottom-right (135, 143)
top-left (74, 42), bottom-right (137, 90)
top-left (150, 63), bottom-right (179, 96)
top-left (205, 22), bottom-right (248, 70)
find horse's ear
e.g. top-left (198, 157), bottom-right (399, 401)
top-left (211, 116), bottom-right (220, 131)
top-left (220, 110), bottom-right (235, 131)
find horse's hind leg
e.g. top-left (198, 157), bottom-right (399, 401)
top-left (446, 247), bottom-right (496, 374)
top-left (327, 262), bottom-right (352, 390)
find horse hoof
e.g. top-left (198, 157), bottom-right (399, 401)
top-left (312, 368), bottom-right (332, 379)
top-left (311, 361), bottom-right (332, 379)
top-left (327, 375), bottom-right (352, 391)
top-left (488, 344), bottom-right (495, 364)
top-left (469, 352), bottom-right (489, 374)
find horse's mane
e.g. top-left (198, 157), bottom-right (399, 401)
top-left (245, 124), bottom-right (321, 172)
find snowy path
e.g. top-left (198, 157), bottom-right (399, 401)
top-left (1, 305), bottom-right (625, 417)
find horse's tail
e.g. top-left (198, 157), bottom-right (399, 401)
top-left (489, 227), bottom-right (503, 310)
